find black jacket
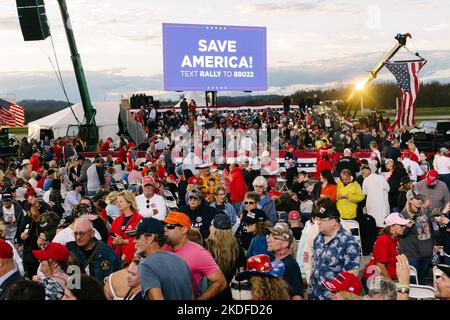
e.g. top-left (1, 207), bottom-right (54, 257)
top-left (336, 156), bottom-right (360, 178)
top-left (0, 270), bottom-right (23, 300)
top-left (179, 203), bottom-right (219, 239)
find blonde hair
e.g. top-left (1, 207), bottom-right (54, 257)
top-left (117, 190), bottom-right (138, 212)
top-left (0, 221), bottom-right (6, 235)
top-left (105, 191), bottom-right (118, 204)
top-left (206, 226), bottom-right (240, 277)
top-left (249, 276), bottom-right (290, 300)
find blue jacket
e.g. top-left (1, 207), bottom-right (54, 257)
top-left (66, 239), bottom-right (121, 283)
top-left (247, 235), bottom-right (273, 260)
top-left (259, 195), bottom-right (278, 225)
top-left (210, 202), bottom-right (237, 226)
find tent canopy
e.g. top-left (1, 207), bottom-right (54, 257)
top-left (173, 91), bottom-right (207, 108)
top-left (28, 101), bottom-right (120, 141)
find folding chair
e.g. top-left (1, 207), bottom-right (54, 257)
top-left (165, 199), bottom-right (178, 211)
top-left (276, 176), bottom-right (288, 192)
top-left (408, 284), bottom-right (436, 300)
top-left (433, 266), bottom-right (443, 289)
top-left (163, 189), bottom-right (176, 202)
top-left (342, 220), bottom-right (364, 258)
top-left (409, 266), bottom-right (419, 285)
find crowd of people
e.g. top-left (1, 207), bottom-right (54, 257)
top-left (1, 102), bottom-right (450, 301)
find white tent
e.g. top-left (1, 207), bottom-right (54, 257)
top-left (28, 101), bottom-right (120, 140)
top-left (173, 91), bottom-right (207, 108)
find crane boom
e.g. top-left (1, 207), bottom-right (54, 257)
top-left (346, 33), bottom-right (411, 116)
top-left (56, 0), bottom-right (98, 146)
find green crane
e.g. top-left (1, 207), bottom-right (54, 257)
top-left (57, 0), bottom-right (98, 148)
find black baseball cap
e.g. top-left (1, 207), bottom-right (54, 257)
top-left (436, 264), bottom-right (450, 277)
top-left (243, 209), bottom-right (267, 224)
top-left (76, 155), bottom-right (86, 161)
top-left (315, 203), bottom-right (340, 220)
top-left (134, 218), bottom-right (164, 238)
top-left (2, 192), bottom-right (12, 201)
top-left (399, 176), bottom-right (412, 186)
top-left (212, 214), bottom-right (232, 230)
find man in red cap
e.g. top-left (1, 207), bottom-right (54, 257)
top-left (135, 176), bottom-right (166, 220)
top-left (415, 169), bottom-right (450, 213)
top-left (0, 239), bottom-right (22, 300)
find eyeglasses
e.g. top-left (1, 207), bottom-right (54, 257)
top-left (254, 185), bottom-right (264, 188)
top-left (217, 193), bottom-right (226, 196)
top-left (244, 201), bottom-right (255, 205)
top-left (74, 231), bottom-right (90, 238)
top-left (164, 224), bottom-right (182, 230)
top-left (188, 197), bottom-right (200, 201)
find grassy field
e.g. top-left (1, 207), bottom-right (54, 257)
top-left (380, 107), bottom-right (450, 116)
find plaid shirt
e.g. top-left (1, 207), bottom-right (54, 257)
top-left (415, 180), bottom-right (450, 212)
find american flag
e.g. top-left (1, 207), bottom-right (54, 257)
top-left (384, 60), bottom-right (427, 128)
top-left (0, 98), bottom-right (26, 127)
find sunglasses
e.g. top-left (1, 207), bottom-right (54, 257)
top-left (217, 193), bottom-right (226, 196)
top-left (164, 224), bottom-right (183, 230)
top-left (244, 201), bottom-right (255, 205)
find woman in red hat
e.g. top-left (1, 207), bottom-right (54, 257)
top-left (32, 242), bottom-right (70, 300)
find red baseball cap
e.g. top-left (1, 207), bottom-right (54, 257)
top-left (322, 272), bottom-right (363, 295)
top-left (142, 176), bottom-right (155, 186)
top-left (32, 242), bottom-right (70, 262)
top-left (288, 210), bottom-right (300, 220)
top-left (426, 169), bottom-right (439, 185)
top-left (168, 174), bottom-right (176, 180)
top-left (269, 189), bottom-right (282, 198)
top-left (188, 177), bottom-right (199, 185)
top-left (0, 240), bottom-right (13, 259)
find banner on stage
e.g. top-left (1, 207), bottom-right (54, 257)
top-left (163, 23), bottom-right (267, 91)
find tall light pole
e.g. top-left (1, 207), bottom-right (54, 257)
top-left (355, 80), bottom-right (366, 114)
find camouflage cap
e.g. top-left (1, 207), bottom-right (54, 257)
top-left (38, 211), bottom-right (61, 241)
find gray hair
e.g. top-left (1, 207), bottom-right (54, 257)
top-left (368, 277), bottom-right (397, 300)
top-left (252, 176), bottom-right (268, 189)
top-left (74, 216), bottom-right (94, 231)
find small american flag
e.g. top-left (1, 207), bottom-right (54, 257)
top-left (0, 98), bottom-right (25, 127)
top-left (384, 60), bottom-right (427, 128)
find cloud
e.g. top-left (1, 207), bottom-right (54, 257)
top-left (424, 24), bottom-right (450, 31)
top-left (236, 0), bottom-right (358, 15)
top-left (1, 49), bottom-right (449, 102)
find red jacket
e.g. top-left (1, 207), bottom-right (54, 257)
top-left (117, 147), bottom-right (127, 163)
top-left (100, 141), bottom-right (110, 152)
top-left (229, 167), bottom-right (248, 203)
top-left (108, 211), bottom-right (142, 264)
top-left (29, 155), bottom-right (42, 172)
top-left (316, 159), bottom-right (333, 180)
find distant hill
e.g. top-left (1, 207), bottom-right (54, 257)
top-left (18, 100), bottom-right (73, 124)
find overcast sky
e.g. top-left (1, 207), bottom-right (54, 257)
top-left (1, 0), bottom-right (449, 102)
